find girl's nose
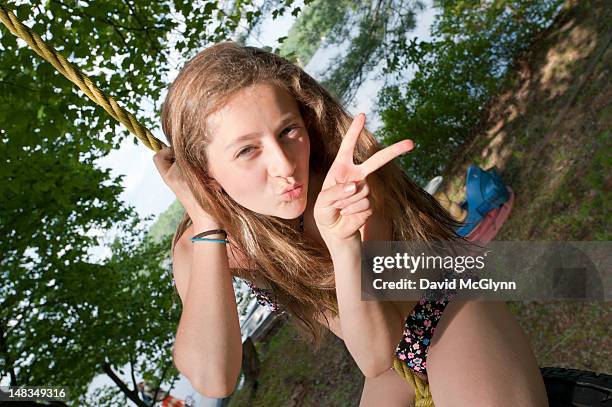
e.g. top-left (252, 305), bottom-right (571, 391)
top-left (267, 141), bottom-right (296, 179)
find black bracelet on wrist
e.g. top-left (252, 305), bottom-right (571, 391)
top-left (192, 229), bottom-right (227, 239)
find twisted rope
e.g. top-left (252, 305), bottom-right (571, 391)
top-left (0, 4), bottom-right (166, 152)
top-left (393, 357), bottom-right (435, 407)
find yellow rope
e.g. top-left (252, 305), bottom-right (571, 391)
top-left (393, 357), bottom-right (435, 407)
top-left (0, 5), bottom-right (166, 152)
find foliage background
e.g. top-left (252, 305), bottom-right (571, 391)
top-left (0, 1), bottom-right (298, 404)
top-left (2, 0), bottom-right (601, 405)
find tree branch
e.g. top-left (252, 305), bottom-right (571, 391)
top-left (102, 361), bottom-right (149, 407)
top-left (0, 322), bottom-right (18, 386)
top-left (151, 362), bottom-right (169, 405)
top-left (129, 351), bottom-right (138, 395)
top-left (125, 0), bottom-right (163, 54)
top-left (0, 80), bottom-right (42, 94)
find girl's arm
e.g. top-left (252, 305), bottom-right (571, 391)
top-left (153, 147), bottom-right (242, 397)
top-left (311, 114), bottom-right (415, 378)
top-left (172, 220), bottom-right (243, 398)
top-left (327, 214), bottom-right (406, 378)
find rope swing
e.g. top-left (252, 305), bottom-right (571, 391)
top-left (0, 5), bottom-right (435, 405)
top-left (393, 357), bottom-right (435, 406)
top-left (0, 5), bottom-right (165, 152)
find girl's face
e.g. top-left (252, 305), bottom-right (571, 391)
top-left (205, 83), bottom-right (310, 220)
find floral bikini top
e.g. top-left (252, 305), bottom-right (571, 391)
top-left (245, 280), bottom-right (284, 314)
top-left (245, 280), bottom-right (449, 374)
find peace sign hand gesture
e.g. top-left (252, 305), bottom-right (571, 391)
top-left (313, 114), bottom-right (413, 246)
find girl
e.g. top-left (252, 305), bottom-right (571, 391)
top-left (153, 42), bottom-right (548, 406)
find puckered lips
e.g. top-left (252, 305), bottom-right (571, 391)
top-left (280, 184), bottom-right (303, 201)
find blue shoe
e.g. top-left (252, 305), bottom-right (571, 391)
top-left (456, 166), bottom-right (510, 236)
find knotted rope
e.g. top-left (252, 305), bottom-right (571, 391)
top-left (393, 357), bottom-right (435, 407)
top-left (0, 5), bottom-right (165, 152)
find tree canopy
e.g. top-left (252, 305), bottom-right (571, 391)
top-left (0, 1), bottom-right (297, 404)
top-left (277, 0), bottom-right (564, 182)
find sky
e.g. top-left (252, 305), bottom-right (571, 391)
top-left (88, 1), bottom-right (437, 405)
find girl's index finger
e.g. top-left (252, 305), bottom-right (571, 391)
top-left (359, 139), bottom-right (414, 176)
top-left (337, 113), bottom-right (366, 162)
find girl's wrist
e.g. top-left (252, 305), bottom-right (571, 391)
top-left (191, 216), bottom-right (223, 232)
top-left (325, 233), bottom-right (362, 258)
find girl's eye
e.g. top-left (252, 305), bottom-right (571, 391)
top-left (236, 126), bottom-right (300, 158)
top-left (280, 126), bottom-right (299, 138)
top-left (237, 146), bottom-right (256, 158)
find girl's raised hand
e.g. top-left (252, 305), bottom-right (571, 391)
top-left (153, 146), bottom-right (218, 225)
top-left (313, 114), bottom-right (413, 245)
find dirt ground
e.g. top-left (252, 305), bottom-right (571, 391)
top-left (440, 0), bottom-right (611, 374)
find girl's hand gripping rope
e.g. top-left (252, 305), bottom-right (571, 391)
top-left (153, 146), bottom-right (218, 226)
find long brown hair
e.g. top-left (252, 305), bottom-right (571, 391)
top-left (161, 41), bottom-right (460, 346)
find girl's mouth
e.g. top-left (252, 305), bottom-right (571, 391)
top-left (282, 185), bottom-right (303, 201)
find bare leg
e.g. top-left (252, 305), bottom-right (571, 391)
top-left (427, 300), bottom-right (548, 407)
top-left (359, 368), bottom-right (416, 407)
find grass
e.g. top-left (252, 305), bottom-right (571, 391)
top-left (226, 320), bottom-right (364, 406)
top-left (439, 0), bottom-right (611, 374)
